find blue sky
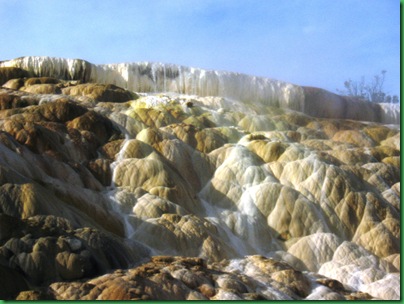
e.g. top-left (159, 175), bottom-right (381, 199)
top-left (0, 0), bottom-right (400, 96)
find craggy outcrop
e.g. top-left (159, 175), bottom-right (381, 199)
top-left (0, 67), bottom-right (29, 86)
top-left (0, 56), bottom-right (399, 124)
top-left (0, 63), bottom-right (400, 300)
top-left (45, 256), bottom-right (373, 300)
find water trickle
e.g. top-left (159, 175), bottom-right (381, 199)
top-left (178, 65), bottom-right (183, 94)
top-left (107, 189), bottom-right (136, 238)
top-left (199, 198), bottom-right (252, 257)
top-left (163, 64), bottom-right (167, 92)
top-left (151, 63), bottom-right (157, 92)
top-left (104, 139), bottom-right (135, 238)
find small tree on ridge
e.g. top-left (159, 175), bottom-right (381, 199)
top-left (337, 70), bottom-right (399, 103)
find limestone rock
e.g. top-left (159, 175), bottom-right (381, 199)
top-left (0, 67), bottom-right (29, 85)
top-left (2, 78), bottom-right (25, 90)
top-left (62, 83), bottom-right (136, 102)
top-left (22, 83), bottom-right (61, 94)
top-left (0, 89), bottom-right (38, 110)
top-left (0, 264), bottom-right (29, 299)
top-left (99, 139), bottom-right (125, 159)
top-left (0, 214), bottom-right (150, 290)
top-left (132, 214), bottom-right (237, 262)
top-left (1, 56), bottom-right (400, 123)
top-left (319, 241), bottom-right (400, 300)
top-left (55, 251), bottom-right (93, 280)
top-left (66, 110), bottom-right (120, 144)
top-left (87, 158), bottom-right (113, 186)
top-left (0, 66), bottom-right (399, 299)
top-left (287, 233), bottom-right (342, 271)
top-left (46, 255), bottom-right (354, 300)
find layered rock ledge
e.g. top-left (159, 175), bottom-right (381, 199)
top-left (0, 61), bottom-right (400, 300)
top-left (1, 56), bottom-right (399, 124)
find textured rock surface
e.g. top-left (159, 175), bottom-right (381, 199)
top-left (1, 56), bottom-right (399, 124)
top-left (46, 255), bottom-right (373, 300)
top-left (0, 67), bottom-right (29, 86)
top-left (0, 214), bottom-right (150, 298)
top-left (0, 59), bottom-right (400, 300)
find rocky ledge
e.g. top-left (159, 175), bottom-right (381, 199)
top-left (0, 64), bottom-right (400, 300)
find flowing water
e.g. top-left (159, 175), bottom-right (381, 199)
top-left (0, 56), bottom-right (400, 300)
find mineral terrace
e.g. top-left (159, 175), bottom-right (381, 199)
top-left (0, 57), bottom-right (400, 300)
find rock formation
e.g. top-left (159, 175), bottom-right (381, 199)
top-left (1, 56), bottom-right (399, 124)
top-left (0, 57), bottom-right (400, 300)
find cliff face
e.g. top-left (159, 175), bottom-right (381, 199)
top-left (0, 59), bottom-right (400, 300)
top-left (1, 56), bottom-right (399, 124)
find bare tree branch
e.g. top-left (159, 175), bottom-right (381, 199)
top-left (337, 71), bottom-right (399, 103)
